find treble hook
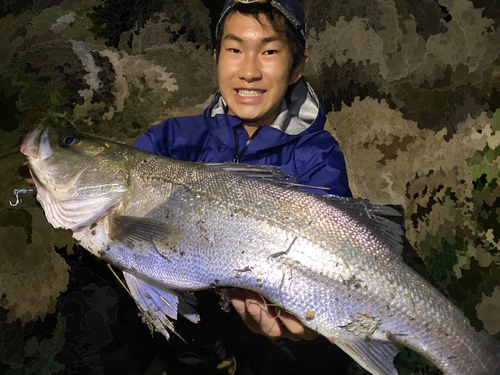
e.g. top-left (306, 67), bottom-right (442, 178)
top-left (9, 188), bottom-right (36, 207)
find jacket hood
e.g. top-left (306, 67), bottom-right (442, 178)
top-left (209, 77), bottom-right (324, 136)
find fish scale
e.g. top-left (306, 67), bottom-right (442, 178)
top-left (21, 126), bottom-right (500, 375)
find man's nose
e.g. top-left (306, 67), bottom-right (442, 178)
top-left (238, 54), bottom-right (262, 82)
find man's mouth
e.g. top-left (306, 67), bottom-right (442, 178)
top-left (236, 89), bottom-right (265, 97)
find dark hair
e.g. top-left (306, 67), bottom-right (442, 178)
top-left (215, 4), bottom-right (306, 71)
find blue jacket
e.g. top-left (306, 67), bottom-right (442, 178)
top-left (134, 79), bottom-right (351, 196)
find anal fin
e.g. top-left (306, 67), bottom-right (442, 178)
top-left (331, 335), bottom-right (401, 375)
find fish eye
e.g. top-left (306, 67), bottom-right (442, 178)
top-left (62, 135), bottom-right (77, 147)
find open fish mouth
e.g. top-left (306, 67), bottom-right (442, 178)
top-left (21, 128), bottom-right (53, 161)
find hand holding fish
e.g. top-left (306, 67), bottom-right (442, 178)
top-left (226, 289), bottom-right (320, 341)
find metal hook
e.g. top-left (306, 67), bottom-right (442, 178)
top-left (9, 189), bottom-right (21, 206)
top-left (9, 188), bottom-right (36, 207)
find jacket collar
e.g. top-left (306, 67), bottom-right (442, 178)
top-left (207, 77), bottom-right (321, 136)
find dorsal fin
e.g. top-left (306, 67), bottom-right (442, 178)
top-left (206, 163), bottom-right (290, 181)
top-left (206, 162), bottom-right (330, 190)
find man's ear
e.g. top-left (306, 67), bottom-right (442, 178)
top-left (289, 55), bottom-right (308, 85)
top-left (214, 49), bottom-right (219, 62)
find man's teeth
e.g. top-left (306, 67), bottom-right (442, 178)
top-left (238, 89), bottom-right (263, 97)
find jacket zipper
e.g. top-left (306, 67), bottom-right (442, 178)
top-left (233, 124), bottom-right (264, 163)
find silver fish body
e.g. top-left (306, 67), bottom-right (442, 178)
top-left (21, 127), bottom-right (500, 375)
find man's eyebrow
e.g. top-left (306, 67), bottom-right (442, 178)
top-left (262, 36), bottom-right (280, 44)
top-left (223, 34), bottom-right (243, 43)
top-left (223, 34), bottom-right (282, 44)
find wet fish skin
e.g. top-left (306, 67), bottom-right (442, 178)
top-left (21, 127), bottom-right (500, 375)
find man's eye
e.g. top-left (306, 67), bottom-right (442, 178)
top-left (228, 48), bottom-right (241, 53)
top-left (263, 50), bottom-right (278, 55)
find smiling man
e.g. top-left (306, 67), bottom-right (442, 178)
top-left (216, 6), bottom-right (305, 137)
top-left (134, 0), bottom-right (351, 369)
top-left (136, 0), bottom-right (350, 197)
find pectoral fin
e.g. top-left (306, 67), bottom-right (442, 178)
top-left (123, 272), bottom-right (200, 340)
top-left (109, 215), bottom-right (185, 255)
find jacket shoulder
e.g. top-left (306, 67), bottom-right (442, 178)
top-left (134, 114), bottom-right (208, 156)
top-left (292, 130), bottom-right (352, 197)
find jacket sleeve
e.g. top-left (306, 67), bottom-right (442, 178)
top-left (293, 132), bottom-right (352, 197)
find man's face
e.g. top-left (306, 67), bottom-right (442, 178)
top-left (217, 11), bottom-right (303, 128)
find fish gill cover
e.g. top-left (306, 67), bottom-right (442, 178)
top-left (0, 0), bottom-right (499, 374)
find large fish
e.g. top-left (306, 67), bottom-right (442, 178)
top-left (20, 126), bottom-right (500, 375)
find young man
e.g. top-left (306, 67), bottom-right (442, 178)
top-left (135, 0), bottom-right (351, 344)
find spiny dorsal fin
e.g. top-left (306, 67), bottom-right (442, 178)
top-left (206, 162), bottom-right (332, 190)
top-left (206, 163), bottom-right (290, 181)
